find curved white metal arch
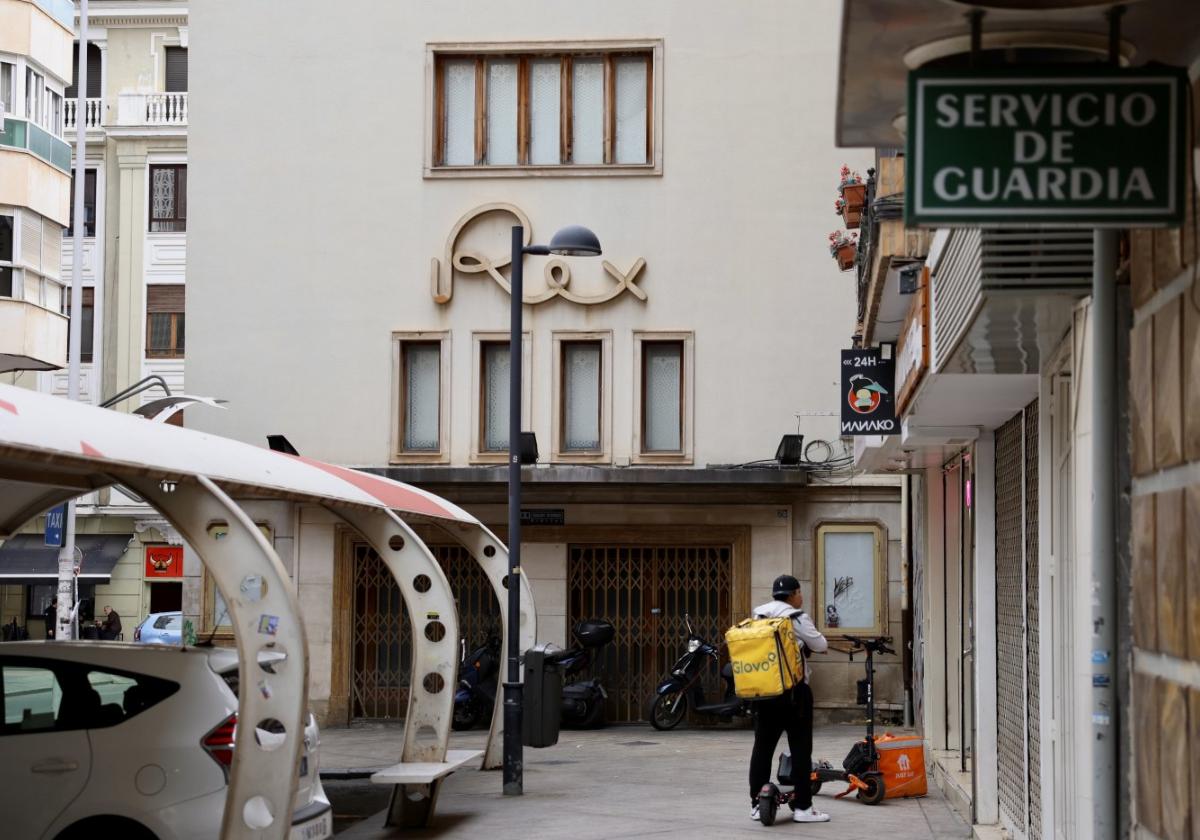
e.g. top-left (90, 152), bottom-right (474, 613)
top-left (432, 521), bottom-right (536, 769)
top-left (126, 475), bottom-right (308, 840)
top-left (331, 507), bottom-right (458, 760)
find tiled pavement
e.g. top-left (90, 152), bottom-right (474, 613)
top-left (321, 722), bottom-right (971, 838)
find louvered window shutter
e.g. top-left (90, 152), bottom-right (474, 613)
top-left (164, 47), bottom-right (188, 93)
top-left (146, 284), bottom-right (185, 314)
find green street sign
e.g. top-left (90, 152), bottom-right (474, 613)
top-left (906, 65), bottom-right (1188, 227)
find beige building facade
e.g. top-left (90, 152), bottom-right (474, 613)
top-left (186, 0), bottom-right (905, 726)
top-left (0, 0), bottom-right (192, 642)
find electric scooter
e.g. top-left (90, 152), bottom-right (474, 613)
top-left (757, 635), bottom-right (895, 824)
top-left (647, 613), bottom-right (750, 730)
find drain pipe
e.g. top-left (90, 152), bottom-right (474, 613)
top-left (1091, 9), bottom-right (1123, 840)
top-left (1091, 227), bottom-right (1118, 840)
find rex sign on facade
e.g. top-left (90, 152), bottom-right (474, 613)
top-left (906, 66), bottom-right (1187, 227)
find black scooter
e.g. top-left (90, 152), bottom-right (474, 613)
top-left (757, 635), bottom-right (895, 825)
top-left (452, 633), bottom-right (501, 731)
top-left (550, 619), bottom-right (615, 729)
top-left (647, 614), bottom-right (750, 730)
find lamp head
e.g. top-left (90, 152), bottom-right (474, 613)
top-left (548, 225), bottom-right (602, 257)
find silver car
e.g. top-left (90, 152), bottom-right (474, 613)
top-left (0, 641), bottom-right (332, 839)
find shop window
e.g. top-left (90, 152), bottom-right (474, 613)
top-left (202, 523), bottom-right (273, 637)
top-left (814, 523), bottom-right (885, 636)
top-left (391, 333), bottom-right (449, 462)
top-left (432, 44), bottom-right (657, 171)
top-left (148, 164), bottom-right (187, 232)
top-left (146, 284), bottom-right (185, 358)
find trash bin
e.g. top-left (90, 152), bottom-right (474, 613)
top-left (523, 643), bottom-right (562, 748)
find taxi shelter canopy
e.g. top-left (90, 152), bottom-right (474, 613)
top-left (0, 384), bottom-right (534, 836)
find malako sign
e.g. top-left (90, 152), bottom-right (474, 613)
top-left (906, 65), bottom-right (1187, 227)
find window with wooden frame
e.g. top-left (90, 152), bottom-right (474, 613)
top-left (633, 332), bottom-right (694, 463)
top-left (814, 523), bottom-right (885, 637)
top-left (148, 164), bottom-right (187, 232)
top-left (479, 340), bottom-right (511, 453)
top-left (551, 332), bottom-right (611, 462)
top-left (470, 332), bottom-right (531, 463)
top-left (146, 285), bottom-right (184, 358)
top-left (430, 42), bottom-right (658, 173)
top-left (391, 332), bottom-right (450, 463)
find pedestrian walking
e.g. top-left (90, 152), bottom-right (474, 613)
top-left (98, 605), bottom-right (122, 640)
top-left (44, 596), bottom-right (57, 639)
top-left (747, 574), bottom-right (831, 823)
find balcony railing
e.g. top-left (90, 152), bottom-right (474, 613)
top-left (146, 93), bottom-right (188, 126)
top-left (64, 98), bottom-right (104, 132)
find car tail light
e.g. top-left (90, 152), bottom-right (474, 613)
top-left (133, 624), bottom-right (142, 642)
top-left (201, 713), bottom-right (237, 779)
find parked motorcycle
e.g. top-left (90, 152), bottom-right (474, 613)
top-left (647, 614), bottom-right (750, 730)
top-left (452, 633), bottom-right (501, 731)
top-left (550, 619), bottom-right (615, 729)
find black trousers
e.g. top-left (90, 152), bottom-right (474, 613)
top-left (748, 682), bottom-right (814, 808)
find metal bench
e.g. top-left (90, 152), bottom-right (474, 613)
top-left (369, 749), bottom-right (483, 827)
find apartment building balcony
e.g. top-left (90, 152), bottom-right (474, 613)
top-left (110, 92), bottom-right (188, 133)
top-left (63, 98), bottom-right (105, 133)
top-left (0, 297), bottom-right (68, 374)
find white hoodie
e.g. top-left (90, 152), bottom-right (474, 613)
top-left (753, 599), bottom-right (828, 682)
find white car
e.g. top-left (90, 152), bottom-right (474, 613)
top-left (0, 641), bottom-right (332, 840)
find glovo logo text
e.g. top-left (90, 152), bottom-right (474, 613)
top-left (733, 651), bottom-right (779, 674)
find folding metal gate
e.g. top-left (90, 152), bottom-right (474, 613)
top-left (995, 401), bottom-right (1040, 840)
top-left (567, 544), bottom-right (733, 723)
top-left (351, 543), bottom-right (501, 719)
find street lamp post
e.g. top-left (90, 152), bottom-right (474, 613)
top-left (504, 223), bottom-right (601, 796)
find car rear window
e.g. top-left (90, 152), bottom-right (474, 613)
top-left (153, 614), bottom-right (179, 630)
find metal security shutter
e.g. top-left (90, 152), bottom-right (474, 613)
top-left (1024, 401), bottom-right (1042, 839)
top-left (164, 47), bottom-right (187, 93)
top-left (567, 544), bottom-right (733, 723)
top-left (350, 542), bottom-right (499, 720)
top-left (995, 413), bottom-right (1027, 834)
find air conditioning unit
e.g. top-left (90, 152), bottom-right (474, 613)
top-left (929, 227), bottom-right (1092, 374)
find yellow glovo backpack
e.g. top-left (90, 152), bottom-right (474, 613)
top-left (725, 610), bottom-right (805, 699)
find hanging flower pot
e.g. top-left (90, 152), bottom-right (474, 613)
top-left (836, 197), bottom-right (863, 229)
top-left (838, 165), bottom-right (867, 218)
top-left (835, 242), bottom-right (857, 271)
top-left (828, 231), bottom-right (858, 272)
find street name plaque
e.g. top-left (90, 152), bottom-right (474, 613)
top-left (906, 65), bottom-right (1187, 227)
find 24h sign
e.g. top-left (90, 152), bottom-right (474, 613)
top-left (906, 65), bottom-right (1188, 227)
top-left (841, 349), bottom-right (897, 436)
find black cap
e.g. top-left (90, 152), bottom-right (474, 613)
top-left (772, 574), bottom-right (801, 597)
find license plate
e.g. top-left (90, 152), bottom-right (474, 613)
top-left (290, 810), bottom-right (331, 840)
top-left (299, 756), bottom-right (308, 777)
